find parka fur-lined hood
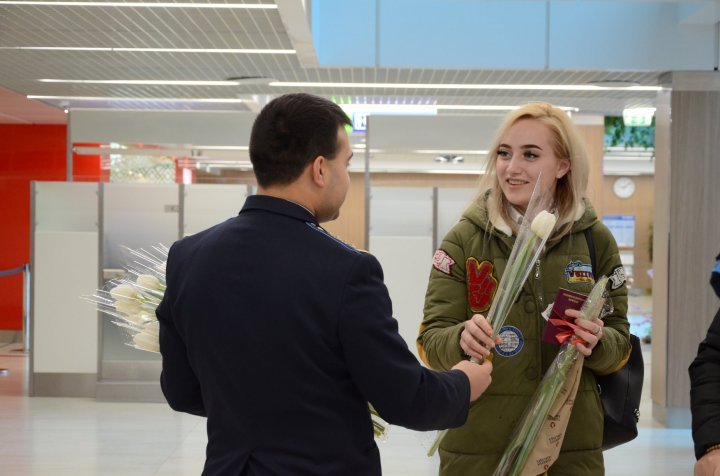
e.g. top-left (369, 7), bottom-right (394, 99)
top-left (460, 190), bottom-right (598, 243)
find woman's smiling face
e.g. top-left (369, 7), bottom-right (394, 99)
top-left (495, 118), bottom-right (570, 212)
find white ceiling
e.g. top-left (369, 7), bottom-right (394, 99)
top-left (0, 0), bottom-right (671, 124)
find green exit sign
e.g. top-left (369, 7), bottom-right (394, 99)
top-left (622, 108), bottom-right (655, 126)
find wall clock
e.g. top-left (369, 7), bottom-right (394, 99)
top-left (613, 177), bottom-right (636, 199)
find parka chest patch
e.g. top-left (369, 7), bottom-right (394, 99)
top-left (466, 258), bottom-right (498, 313)
top-left (495, 325), bottom-right (524, 357)
top-left (432, 249), bottom-right (455, 275)
top-left (564, 260), bottom-right (594, 285)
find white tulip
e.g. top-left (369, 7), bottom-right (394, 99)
top-left (156, 261), bottom-right (167, 274)
top-left (136, 309), bottom-right (157, 325)
top-left (136, 274), bottom-right (162, 291)
top-left (114, 299), bottom-right (141, 316)
top-left (530, 210), bottom-right (557, 240)
top-left (133, 330), bottom-right (159, 353)
top-left (142, 322), bottom-right (160, 338)
top-left (125, 312), bottom-right (145, 326)
top-left (110, 283), bottom-right (138, 303)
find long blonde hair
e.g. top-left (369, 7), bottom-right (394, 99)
top-left (478, 102), bottom-right (589, 241)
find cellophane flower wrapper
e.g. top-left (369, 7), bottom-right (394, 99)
top-left (82, 244), bottom-right (389, 439)
top-left (491, 276), bottom-right (609, 476)
top-left (482, 178), bottom-right (556, 342)
top-left (427, 179), bottom-right (556, 457)
top-left (81, 244), bottom-right (168, 353)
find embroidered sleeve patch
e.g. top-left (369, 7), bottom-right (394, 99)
top-left (432, 249), bottom-right (455, 275)
top-left (466, 258), bottom-right (498, 313)
top-left (608, 265), bottom-right (627, 290)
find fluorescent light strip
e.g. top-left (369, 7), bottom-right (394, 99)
top-left (2, 46), bottom-right (294, 54)
top-left (29, 95), bottom-right (581, 112)
top-left (0, 1), bottom-right (277, 9)
top-left (194, 145), bottom-right (249, 151)
top-left (415, 149), bottom-right (488, 155)
top-left (437, 104), bottom-right (579, 112)
top-left (271, 81), bottom-right (662, 92)
top-left (39, 79), bottom-right (240, 86)
top-left (28, 95), bottom-right (245, 103)
top-left (340, 104), bottom-right (437, 114)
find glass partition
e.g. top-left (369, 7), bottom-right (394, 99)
top-left (102, 183), bottom-right (179, 362)
top-left (436, 187), bottom-right (477, 245)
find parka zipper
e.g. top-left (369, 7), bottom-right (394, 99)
top-left (535, 259), bottom-right (544, 310)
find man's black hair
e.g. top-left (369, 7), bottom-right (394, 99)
top-left (249, 93), bottom-right (352, 187)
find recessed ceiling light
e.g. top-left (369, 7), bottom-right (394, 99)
top-left (2, 46), bottom-right (295, 54)
top-left (0, 1), bottom-right (277, 9)
top-left (270, 81), bottom-right (661, 92)
top-left (28, 95), bottom-right (246, 103)
top-left (437, 104), bottom-right (579, 112)
top-left (225, 76), bottom-right (276, 86)
top-left (587, 80), bottom-right (641, 88)
top-left (39, 79), bottom-right (241, 86)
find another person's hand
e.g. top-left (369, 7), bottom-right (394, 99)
top-left (695, 449), bottom-right (720, 476)
top-left (564, 308), bottom-right (604, 357)
top-left (452, 359), bottom-right (493, 401)
top-left (460, 313), bottom-right (496, 361)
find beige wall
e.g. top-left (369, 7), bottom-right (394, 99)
top-left (602, 175), bottom-right (655, 291)
top-left (577, 124), bottom-right (605, 218)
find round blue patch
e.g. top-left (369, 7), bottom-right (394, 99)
top-left (495, 325), bottom-right (524, 357)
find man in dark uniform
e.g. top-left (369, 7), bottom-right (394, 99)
top-left (689, 252), bottom-right (720, 476)
top-left (157, 93), bottom-right (494, 475)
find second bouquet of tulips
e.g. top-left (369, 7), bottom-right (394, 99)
top-left (492, 276), bottom-right (609, 476)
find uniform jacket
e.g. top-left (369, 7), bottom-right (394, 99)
top-left (156, 194), bottom-right (472, 476)
top-left (417, 192), bottom-right (630, 475)
top-left (689, 305), bottom-right (720, 460)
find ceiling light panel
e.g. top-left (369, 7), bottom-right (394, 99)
top-left (0, 2), bottom-right (293, 52)
top-left (0, 0), bottom-right (665, 119)
top-left (0, 2), bottom-right (278, 9)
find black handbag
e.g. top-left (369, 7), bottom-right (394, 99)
top-left (583, 228), bottom-right (644, 450)
top-left (595, 333), bottom-right (644, 450)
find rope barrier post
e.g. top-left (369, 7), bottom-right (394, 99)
top-left (0, 264), bottom-right (30, 374)
top-left (20, 263), bottom-right (30, 353)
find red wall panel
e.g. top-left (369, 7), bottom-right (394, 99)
top-left (0, 125), bottom-right (67, 329)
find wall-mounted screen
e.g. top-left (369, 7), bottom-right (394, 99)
top-left (603, 214), bottom-right (636, 248)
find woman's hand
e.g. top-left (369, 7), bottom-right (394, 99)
top-left (460, 314), bottom-right (497, 361)
top-left (565, 308), bottom-right (604, 357)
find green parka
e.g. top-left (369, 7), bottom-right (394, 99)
top-left (418, 194), bottom-right (630, 475)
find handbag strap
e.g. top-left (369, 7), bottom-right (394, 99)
top-left (584, 227), bottom-right (597, 278)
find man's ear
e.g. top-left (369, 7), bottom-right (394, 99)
top-left (311, 156), bottom-right (326, 186)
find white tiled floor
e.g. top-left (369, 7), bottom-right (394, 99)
top-left (0, 301), bottom-right (697, 475)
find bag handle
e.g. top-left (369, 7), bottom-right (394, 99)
top-left (585, 225), bottom-right (634, 370)
top-left (584, 227), bottom-right (596, 278)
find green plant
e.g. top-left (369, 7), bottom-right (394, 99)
top-left (604, 116), bottom-right (655, 150)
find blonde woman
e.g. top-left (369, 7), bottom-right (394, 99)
top-left (418, 102), bottom-right (630, 475)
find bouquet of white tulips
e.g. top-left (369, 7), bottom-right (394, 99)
top-left (492, 276), bottom-right (609, 476)
top-left (81, 245), bottom-right (167, 353)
